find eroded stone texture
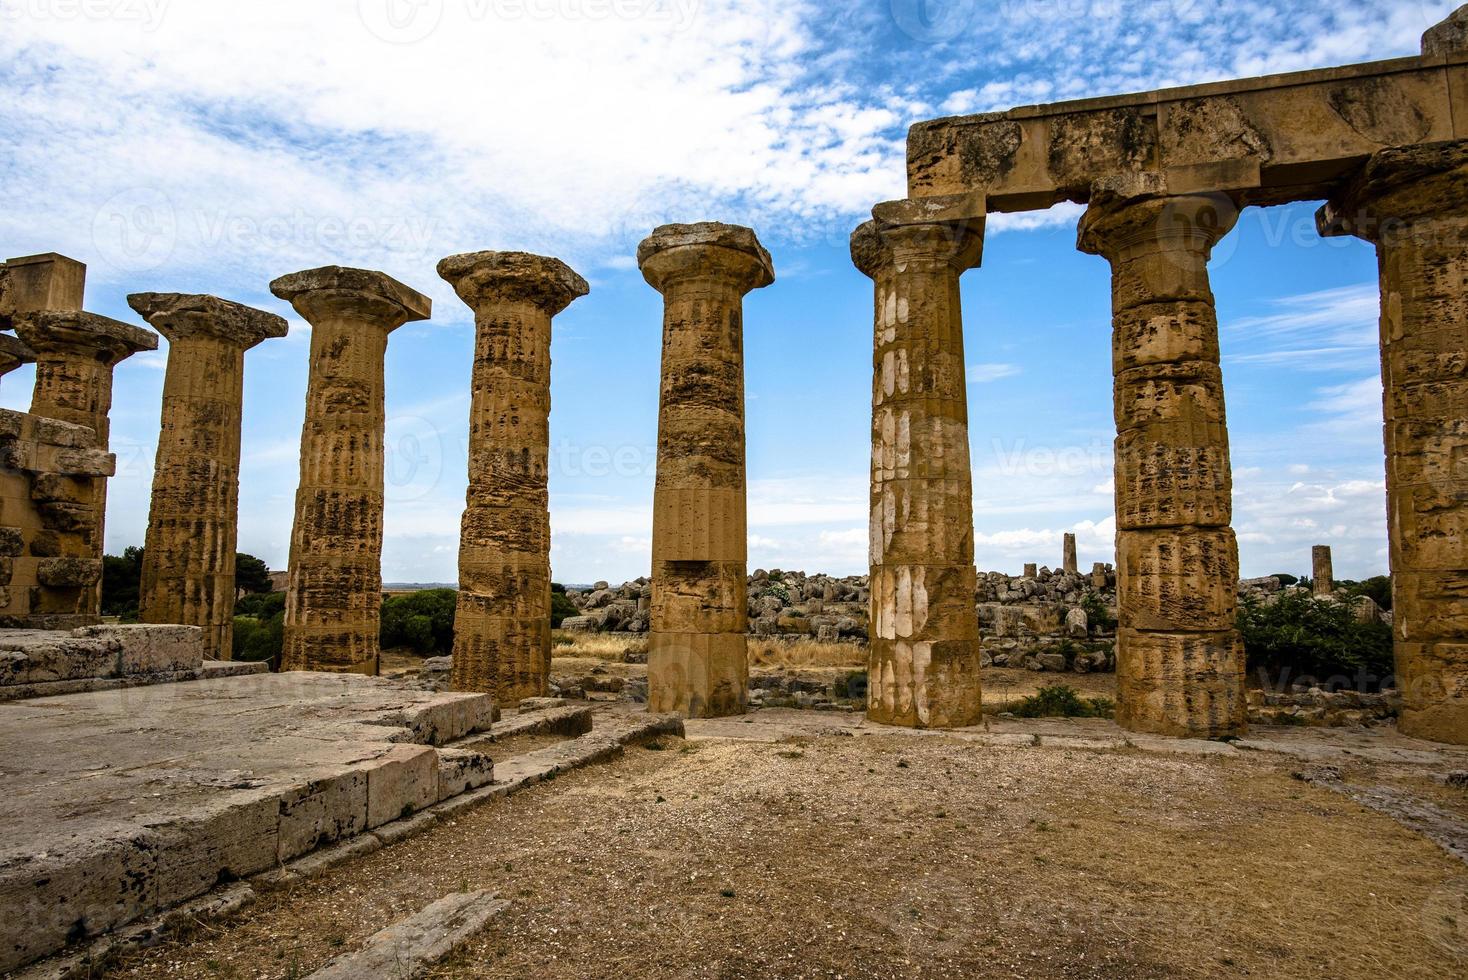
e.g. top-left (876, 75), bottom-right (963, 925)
top-left (0, 253), bottom-right (86, 329)
top-left (271, 267), bottom-right (431, 674)
top-left (437, 251), bottom-right (588, 702)
top-left (0, 334), bottom-right (35, 388)
top-left (1320, 141), bottom-right (1468, 744)
top-left (15, 309), bottom-right (157, 615)
top-left (640, 223), bottom-right (773, 718)
top-left (853, 199), bottom-right (984, 729)
top-left (1079, 190), bottom-right (1246, 739)
top-left (1312, 545), bottom-right (1335, 596)
top-left (128, 293), bottom-right (288, 660)
top-left (1063, 532), bottom-right (1079, 575)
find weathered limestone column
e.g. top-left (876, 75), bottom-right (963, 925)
top-left (437, 251), bottom-right (588, 702)
top-left (640, 223), bottom-right (773, 718)
top-left (1320, 140), bottom-right (1468, 743)
top-left (1078, 185), bottom-right (1246, 738)
top-left (1312, 545), bottom-right (1334, 597)
top-left (128, 293), bottom-right (288, 660)
top-left (15, 311), bottom-right (158, 599)
top-left (852, 198), bottom-right (984, 729)
top-left (271, 267), bottom-right (431, 674)
top-left (1063, 533), bottom-right (1079, 575)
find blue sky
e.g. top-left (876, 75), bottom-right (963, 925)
top-left (0, 0), bottom-right (1452, 584)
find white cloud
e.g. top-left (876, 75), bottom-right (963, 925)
top-left (968, 362), bottom-right (1022, 384)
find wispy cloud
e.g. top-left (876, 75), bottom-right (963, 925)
top-left (968, 362), bottom-right (1022, 383)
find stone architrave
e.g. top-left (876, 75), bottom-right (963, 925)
top-left (128, 293), bottom-right (288, 660)
top-left (1320, 140), bottom-right (1468, 744)
top-left (271, 267), bottom-right (431, 674)
top-left (640, 223), bottom-right (773, 718)
top-left (1078, 185), bottom-right (1247, 739)
top-left (437, 251), bottom-right (588, 702)
top-left (852, 197), bottom-right (985, 729)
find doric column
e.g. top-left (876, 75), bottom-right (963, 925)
top-left (437, 251), bottom-right (588, 702)
top-left (1319, 141), bottom-right (1468, 744)
top-left (851, 197), bottom-right (984, 729)
top-left (271, 267), bottom-right (431, 674)
top-left (1312, 545), bottom-right (1335, 597)
top-left (1078, 186), bottom-right (1246, 739)
top-left (1063, 533), bottom-right (1079, 575)
top-left (15, 311), bottom-right (158, 596)
top-left (640, 223), bottom-right (773, 718)
top-left (128, 293), bottom-right (288, 660)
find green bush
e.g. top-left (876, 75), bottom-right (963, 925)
top-left (1342, 575), bottom-right (1393, 612)
top-left (1237, 590), bottom-right (1394, 688)
top-left (233, 613), bottom-right (283, 664)
top-left (380, 589), bottom-right (456, 655)
top-left (1010, 685), bottom-right (1114, 719)
top-left (1080, 592), bottom-right (1117, 633)
top-left (235, 590), bottom-right (285, 618)
top-left (101, 546), bottom-right (144, 620)
top-left (551, 589), bottom-right (579, 628)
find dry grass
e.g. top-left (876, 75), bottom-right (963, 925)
top-left (552, 631), bottom-right (648, 662)
top-left (750, 637), bottom-right (867, 669)
top-left (102, 732), bottom-right (1468, 980)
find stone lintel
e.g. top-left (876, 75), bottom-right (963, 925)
top-left (0, 253), bottom-right (86, 328)
top-left (270, 266), bottom-right (432, 328)
top-left (127, 292), bottom-right (289, 348)
top-left (14, 310), bottom-right (158, 363)
top-left (907, 30), bottom-right (1468, 210)
top-left (437, 251), bottom-right (589, 315)
top-left (0, 333), bottom-right (36, 375)
top-left (638, 222), bottom-right (775, 293)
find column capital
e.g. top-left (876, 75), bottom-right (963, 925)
top-left (437, 251), bottom-right (589, 316)
top-left (851, 195), bottom-right (986, 278)
top-left (1317, 140), bottom-right (1468, 243)
top-left (0, 252), bottom-right (86, 329)
top-left (1078, 185), bottom-right (1241, 260)
top-left (14, 310), bottom-right (158, 367)
top-left (638, 222), bottom-right (774, 295)
top-left (127, 293), bottom-right (289, 349)
top-left (269, 266), bottom-right (431, 330)
top-left (0, 333), bottom-right (36, 378)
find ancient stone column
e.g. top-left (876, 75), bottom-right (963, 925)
top-left (1023, 563), bottom-right (1038, 579)
top-left (1319, 141), bottom-right (1468, 744)
top-left (128, 293), bottom-right (288, 660)
top-left (852, 198), bottom-right (984, 729)
top-left (1078, 185), bottom-right (1246, 739)
top-left (640, 223), bottom-right (773, 718)
top-left (437, 251), bottom-right (588, 702)
top-left (15, 311), bottom-right (158, 600)
top-left (1311, 545), bottom-right (1334, 597)
top-left (271, 267), bottom-right (431, 674)
top-left (1063, 533), bottom-right (1079, 575)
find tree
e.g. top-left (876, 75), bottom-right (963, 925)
top-left (551, 587), bottom-right (578, 628)
top-left (380, 589), bottom-right (457, 655)
top-left (235, 553), bottom-right (273, 595)
top-left (101, 546), bottom-right (144, 620)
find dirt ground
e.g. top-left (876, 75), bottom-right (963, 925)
top-left (103, 726), bottom-right (1467, 980)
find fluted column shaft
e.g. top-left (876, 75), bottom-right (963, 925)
top-left (271, 267), bottom-right (430, 674)
top-left (1079, 190), bottom-right (1246, 738)
top-left (641, 223), bottom-right (773, 719)
top-left (852, 211), bottom-right (983, 729)
top-left (438, 252), bottom-right (588, 703)
top-left (1321, 141), bottom-right (1468, 744)
top-left (130, 293), bottom-right (287, 660)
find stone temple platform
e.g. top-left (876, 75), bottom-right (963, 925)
top-left (0, 672), bottom-right (498, 974)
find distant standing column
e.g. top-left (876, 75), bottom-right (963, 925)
top-left (1311, 546), bottom-right (1334, 597)
top-left (1079, 187), bottom-right (1246, 739)
top-left (1063, 533), bottom-right (1079, 575)
top-left (1320, 142), bottom-right (1468, 744)
top-left (852, 198), bottom-right (985, 729)
top-left (271, 267), bottom-right (431, 674)
top-left (129, 293), bottom-right (288, 660)
top-left (15, 311), bottom-right (158, 595)
top-left (640, 223), bottom-right (773, 718)
top-left (438, 251), bottom-right (588, 702)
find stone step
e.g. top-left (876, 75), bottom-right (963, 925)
top-left (305, 891), bottom-right (508, 979)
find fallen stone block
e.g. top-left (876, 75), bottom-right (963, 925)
top-left (305, 890), bottom-right (508, 979)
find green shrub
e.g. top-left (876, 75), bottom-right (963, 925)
top-left (551, 589), bottom-right (579, 628)
top-left (233, 614), bottom-right (283, 664)
top-left (380, 589), bottom-right (456, 655)
top-left (101, 546), bottom-right (144, 620)
top-left (1237, 591), bottom-right (1394, 688)
top-left (235, 590), bottom-right (285, 618)
top-left (1010, 685), bottom-right (1113, 719)
top-left (1079, 592), bottom-right (1117, 633)
top-left (1342, 575), bottom-right (1392, 612)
